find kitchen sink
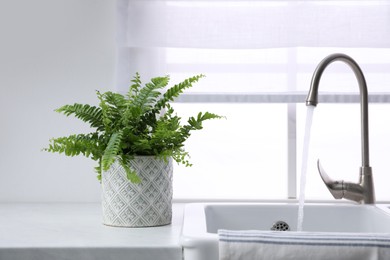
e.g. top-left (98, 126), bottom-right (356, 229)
top-left (180, 203), bottom-right (390, 260)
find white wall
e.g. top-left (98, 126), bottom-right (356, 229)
top-left (0, 0), bottom-right (116, 202)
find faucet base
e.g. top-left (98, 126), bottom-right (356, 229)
top-left (359, 166), bottom-right (375, 204)
top-left (317, 160), bottom-right (375, 204)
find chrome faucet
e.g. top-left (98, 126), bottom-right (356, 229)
top-left (306, 53), bottom-right (375, 204)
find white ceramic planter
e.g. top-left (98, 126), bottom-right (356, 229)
top-left (101, 156), bottom-right (173, 227)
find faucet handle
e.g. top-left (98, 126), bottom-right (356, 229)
top-left (317, 160), bottom-right (344, 199)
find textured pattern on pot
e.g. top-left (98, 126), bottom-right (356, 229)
top-left (102, 156), bottom-right (173, 227)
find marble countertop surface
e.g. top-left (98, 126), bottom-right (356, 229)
top-left (0, 203), bottom-right (185, 260)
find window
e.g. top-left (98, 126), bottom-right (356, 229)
top-left (116, 0), bottom-right (390, 201)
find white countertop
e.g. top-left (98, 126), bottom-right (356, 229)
top-left (0, 203), bottom-right (185, 260)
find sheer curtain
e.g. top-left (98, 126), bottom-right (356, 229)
top-left (115, 0), bottom-right (390, 201)
top-left (116, 0), bottom-right (390, 89)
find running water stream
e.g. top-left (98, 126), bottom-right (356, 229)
top-left (297, 106), bottom-right (315, 232)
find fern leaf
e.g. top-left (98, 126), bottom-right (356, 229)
top-left (95, 159), bottom-right (102, 182)
top-left (150, 76), bottom-right (170, 88)
top-left (97, 91), bottom-right (116, 133)
top-left (119, 156), bottom-right (141, 184)
top-left (103, 92), bottom-right (127, 109)
top-left (128, 72), bottom-right (142, 98)
top-left (188, 112), bottom-right (225, 130)
top-left (43, 133), bottom-right (104, 159)
top-left (101, 131), bottom-right (123, 171)
top-left (154, 74), bottom-right (204, 112)
top-left (56, 104), bottom-right (104, 131)
top-left (172, 148), bottom-right (192, 167)
top-left (132, 76), bottom-right (170, 113)
top-left (199, 112), bottom-right (225, 121)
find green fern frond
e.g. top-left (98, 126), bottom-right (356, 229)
top-left (153, 74), bottom-right (204, 112)
top-left (97, 91), bottom-right (117, 133)
top-left (149, 112), bottom-right (181, 152)
top-left (199, 112), bottom-right (225, 121)
top-left (44, 133), bottom-right (104, 159)
top-left (188, 112), bottom-right (225, 130)
top-left (56, 104), bottom-right (104, 131)
top-left (132, 76), bottom-right (169, 113)
top-left (172, 148), bottom-right (192, 167)
top-left (119, 155), bottom-right (141, 184)
top-left (95, 160), bottom-right (102, 182)
top-left (151, 75), bottom-right (170, 88)
top-left (128, 72), bottom-right (142, 98)
top-left (103, 92), bottom-right (127, 110)
top-left (101, 131), bottom-right (123, 171)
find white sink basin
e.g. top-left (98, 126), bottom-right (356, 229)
top-left (180, 203), bottom-right (390, 260)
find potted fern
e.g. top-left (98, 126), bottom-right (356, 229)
top-left (44, 73), bottom-right (222, 227)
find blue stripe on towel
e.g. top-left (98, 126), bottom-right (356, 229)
top-left (218, 230), bottom-right (390, 248)
top-left (219, 238), bottom-right (390, 248)
top-left (219, 232), bottom-right (390, 243)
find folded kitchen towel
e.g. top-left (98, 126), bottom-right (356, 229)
top-left (218, 229), bottom-right (390, 260)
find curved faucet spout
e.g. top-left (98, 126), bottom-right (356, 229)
top-left (306, 53), bottom-right (375, 204)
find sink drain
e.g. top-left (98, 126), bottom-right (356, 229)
top-left (271, 221), bottom-right (290, 231)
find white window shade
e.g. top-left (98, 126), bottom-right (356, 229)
top-left (119, 0), bottom-right (390, 49)
top-left (116, 0), bottom-right (390, 89)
